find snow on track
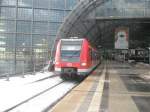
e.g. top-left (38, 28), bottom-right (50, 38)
top-left (0, 72), bottom-right (77, 112)
top-left (10, 82), bottom-right (76, 112)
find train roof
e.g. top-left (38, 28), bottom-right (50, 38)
top-left (60, 38), bottom-right (86, 41)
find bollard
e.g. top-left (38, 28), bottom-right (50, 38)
top-left (33, 62), bottom-right (36, 75)
top-left (22, 61), bottom-right (25, 78)
top-left (6, 73), bottom-right (10, 81)
top-left (42, 61), bottom-right (45, 73)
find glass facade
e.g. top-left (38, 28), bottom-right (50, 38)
top-left (0, 0), bottom-right (78, 76)
top-left (95, 0), bottom-right (150, 18)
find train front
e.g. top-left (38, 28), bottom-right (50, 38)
top-left (54, 38), bottom-right (88, 79)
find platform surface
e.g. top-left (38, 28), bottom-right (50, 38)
top-left (50, 61), bottom-right (150, 112)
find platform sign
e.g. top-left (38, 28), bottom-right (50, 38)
top-left (115, 27), bottom-right (129, 49)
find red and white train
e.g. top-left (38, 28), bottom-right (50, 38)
top-left (54, 38), bottom-right (101, 79)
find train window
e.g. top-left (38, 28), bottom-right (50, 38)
top-left (61, 51), bottom-right (80, 57)
top-left (60, 40), bottom-right (83, 62)
top-left (61, 50), bottom-right (80, 62)
top-left (61, 40), bottom-right (82, 51)
top-left (90, 49), bottom-right (92, 60)
top-left (61, 45), bottom-right (81, 51)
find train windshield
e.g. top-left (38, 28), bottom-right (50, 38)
top-left (60, 40), bottom-right (82, 62)
top-left (61, 51), bottom-right (80, 57)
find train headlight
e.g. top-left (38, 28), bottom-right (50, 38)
top-left (55, 62), bottom-right (59, 65)
top-left (81, 62), bottom-right (87, 66)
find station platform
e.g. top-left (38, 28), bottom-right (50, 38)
top-left (50, 61), bottom-right (150, 112)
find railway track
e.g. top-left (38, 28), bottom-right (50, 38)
top-left (30, 74), bottom-right (60, 84)
top-left (1, 70), bottom-right (79, 112)
top-left (3, 80), bottom-right (66, 112)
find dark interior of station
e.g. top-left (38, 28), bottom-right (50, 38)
top-left (93, 19), bottom-right (150, 63)
top-left (95, 19), bottom-right (150, 49)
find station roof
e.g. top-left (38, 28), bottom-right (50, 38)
top-left (56, 0), bottom-right (150, 49)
